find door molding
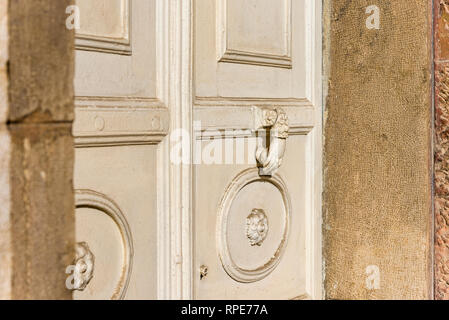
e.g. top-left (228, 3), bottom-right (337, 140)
top-left (157, 0), bottom-right (194, 300)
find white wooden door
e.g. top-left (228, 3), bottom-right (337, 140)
top-left (72, 0), bottom-right (322, 300)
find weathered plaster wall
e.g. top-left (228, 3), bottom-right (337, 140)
top-left (324, 0), bottom-right (433, 299)
top-left (0, 0), bottom-right (75, 299)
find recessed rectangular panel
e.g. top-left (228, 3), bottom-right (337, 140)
top-left (74, 0), bottom-right (157, 99)
top-left (195, 0), bottom-right (312, 101)
top-left (77, 0), bottom-right (129, 40)
top-left (76, 0), bottom-right (131, 54)
top-left (218, 0), bottom-right (291, 68)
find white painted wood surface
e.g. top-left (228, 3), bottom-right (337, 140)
top-left (73, 0), bottom-right (322, 300)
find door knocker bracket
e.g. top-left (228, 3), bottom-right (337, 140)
top-left (253, 106), bottom-right (289, 176)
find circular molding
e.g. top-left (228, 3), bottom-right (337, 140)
top-left (75, 189), bottom-right (134, 300)
top-left (217, 168), bottom-right (291, 283)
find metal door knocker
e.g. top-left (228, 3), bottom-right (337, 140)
top-left (254, 106), bottom-right (289, 176)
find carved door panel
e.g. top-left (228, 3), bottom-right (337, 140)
top-left (192, 0), bottom-right (322, 299)
top-left (72, 0), bottom-right (167, 299)
top-left (72, 0), bottom-right (322, 300)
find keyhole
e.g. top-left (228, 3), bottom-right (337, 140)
top-left (200, 265), bottom-right (208, 280)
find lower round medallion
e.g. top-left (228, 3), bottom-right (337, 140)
top-left (74, 190), bottom-right (133, 300)
top-left (217, 168), bottom-right (291, 283)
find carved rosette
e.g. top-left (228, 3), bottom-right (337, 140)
top-left (246, 209), bottom-right (269, 246)
top-left (73, 242), bottom-right (95, 291)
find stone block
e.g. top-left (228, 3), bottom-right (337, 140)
top-left (7, 0), bottom-right (74, 123)
top-left (323, 0), bottom-right (432, 300)
top-left (0, 124), bottom-right (74, 299)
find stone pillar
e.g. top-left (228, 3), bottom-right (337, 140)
top-left (323, 1), bottom-right (433, 299)
top-left (0, 0), bottom-right (75, 299)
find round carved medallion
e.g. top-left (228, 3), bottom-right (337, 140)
top-left (217, 168), bottom-right (291, 283)
top-left (74, 189), bottom-right (134, 300)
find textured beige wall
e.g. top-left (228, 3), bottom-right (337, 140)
top-left (323, 0), bottom-right (433, 299)
top-left (0, 0), bottom-right (75, 299)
